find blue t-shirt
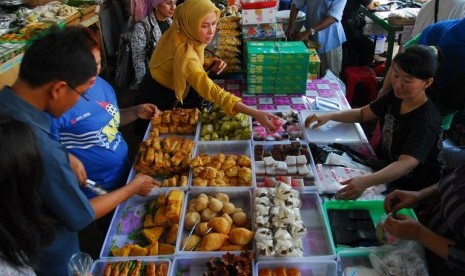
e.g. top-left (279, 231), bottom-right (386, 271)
top-left (50, 77), bottom-right (130, 198)
top-left (0, 86), bottom-right (95, 276)
top-left (293, 0), bottom-right (347, 53)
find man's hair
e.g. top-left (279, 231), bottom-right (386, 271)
top-left (19, 26), bottom-right (97, 88)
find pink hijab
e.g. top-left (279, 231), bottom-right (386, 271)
top-left (132, 0), bottom-right (166, 22)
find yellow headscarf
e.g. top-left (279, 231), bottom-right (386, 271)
top-left (150, 0), bottom-right (220, 102)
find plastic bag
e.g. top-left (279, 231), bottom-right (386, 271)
top-left (369, 240), bottom-right (429, 276)
top-left (322, 69), bottom-right (346, 95)
top-left (68, 252), bottom-right (93, 276)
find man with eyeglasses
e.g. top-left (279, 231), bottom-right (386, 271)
top-left (0, 26), bottom-right (158, 276)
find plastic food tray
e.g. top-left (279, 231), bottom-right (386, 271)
top-left (254, 142), bottom-right (318, 190)
top-left (100, 188), bottom-right (186, 258)
top-left (337, 250), bottom-right (374, 276)
top-left (189, 141), bottom-right (254, 189)
top-left (252, 110), bottom-right (305, 142)
top-left (176, 189), bottom-right (253, 255)
top-left (300, 110), bottom-right (367, 144)
top-left (195, 115), bottom-right (252, 142)
top-left (322, 200), bottom-right (417, 253)
top-left (255, 259), bottom-right (337, 276)
top-left (254, 191), bottom-right (336, 260)
top-left (172, 254), bottom-right (254, 275)
top-left (90, 257), bottom-right (172, 275)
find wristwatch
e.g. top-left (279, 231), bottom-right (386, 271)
top-left (310, 28), bottom-right (315, 36)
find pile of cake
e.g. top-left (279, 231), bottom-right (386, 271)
top-left (253, 182), bottom-right (307, 257)
top-left (254, 143), bottom-right (313, 177)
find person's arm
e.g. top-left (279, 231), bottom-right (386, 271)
top-left (305, 105), bottom-right (376, 128)
top-left (68, 153), bottom-right (87, 186)
top-left (287, 3), bottom-right (299, 38)
top-left (336, 154), bottom-right (419, 199)
top-left (384, 183), bottom-right (439, 213)
top-left (232, 102), bottom-right (278, 133)
top-left (89, 173), bottom-right (158, 219)
top-left (120, 104), bottom-right (159, 126)
top-left (299, 16), bottom-right (337, 40)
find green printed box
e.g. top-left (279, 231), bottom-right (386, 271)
top-left (308, 48), bottom-right (320, 79)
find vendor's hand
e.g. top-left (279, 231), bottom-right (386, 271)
top-left (254, 111), bottom-right (280, 133)
top-left (129, 173), bottom-right (160, 196)
top-left (69, 153), bottom-right (87, 186)
top-left (335, 177), bottom-right (367, 200)
top-left (384, 190), bottom-right (421, 214)
top-left (304, 113), bottom-right (330, 128)
top-left (136, 104), bottom-right (160, 120)
top-left (384, 214), bottom-right (422, 241)
top-left (285, 28), bottom-right (295, 40)
top-left (297, 29), bottom-right (311, 41)
top-left (209, 58), bottom-right (227, 75)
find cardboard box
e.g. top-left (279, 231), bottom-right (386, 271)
top-left (242, 7), bottom-right (277, 25)
top-left (246, 41), bottom-right (309, 94)
top-left (308, 48), bottom-right (320, 80)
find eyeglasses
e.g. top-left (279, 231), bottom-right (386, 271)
top-left (67, 83), bottom-right (90, 101)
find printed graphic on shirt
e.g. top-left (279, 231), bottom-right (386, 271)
top-left (59, 102), bottom-right (121, 151)
top-left (382, 114), bottom-right (395, 159)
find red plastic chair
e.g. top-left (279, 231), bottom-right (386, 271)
top-left (343, 66), bottom-right (377, 105)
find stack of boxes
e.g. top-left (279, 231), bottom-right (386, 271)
top-left (246, 41), bottom-right (309, 94)
top-left (240, 0), bottom-right (284, 39)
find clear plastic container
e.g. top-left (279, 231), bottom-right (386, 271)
top-left (189, 141), bottom-right (254, 189)
top-left (254, 191), bottom-right (336, 260)
top-left (337, 250), bottom-right (374, 276)
top-left (172, 253), bottom-right (254, 276)
top-left (90, 257), bottom-right (171, 275)
top-left (255, 259), bottom-right (337, 276)
top-left (100, 188), bottom-right (186, 258)
top-left (252, 110), bottom-right (305, 142)
top-left (176, 189), bottom-right (253, 255)
top-left (195, 114), bottom-right (253, 142)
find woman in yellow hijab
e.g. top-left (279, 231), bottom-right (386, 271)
top-left (135, 0), bottom-right (278, 134)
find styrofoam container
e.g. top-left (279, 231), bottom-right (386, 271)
top-left (171, 254), bottom-right (254, 276)
top-left (90, 257), bottom-right (172, 275)
top-left (300, 110), bottom-right (367, 144)
top-left (189, 141), bottom-right (254, 189)
top-left (176, 189), bottom-right (253, 255)
top-left (100, 188), bottom-right (186, 258)
top-left (254, 141), bottom-right (318, 190)
top-left (255, 259), bottom-right (337, 276)
top-left (254, 191), bottom-right (336, 260)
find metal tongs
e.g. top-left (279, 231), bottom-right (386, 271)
top-left (181, 218), bottom-right (213, 251)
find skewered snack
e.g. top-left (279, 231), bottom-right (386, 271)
top-left (104, 260), bottom-right (168, 276)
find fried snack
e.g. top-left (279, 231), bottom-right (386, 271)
top-left (218, 21), bottom-right (240, 30)
top-left (170, 149), bottom-right (189, 166)
top-left (158, 243), bottom-right (175, 255)
top-left (147, 242), bottom-right (159, 255)
top-left (232, 212), bottom-right (247, 226)
top-left (181, 234), bottom-right (201, 251)
top-left (220, 158), bottom-right (236, 170)
top-left (179, 175), bottom-right (188, 187)
top-left (144, 214), bottom-right (156, 228)
top-left (225, 166), bottom-right (239, 177)
top-left (190, 155), bottom-right (204, 167)
top-left (219, 29), bottom-right (241, 36)
top-left (166, 223), bottom-right (178, 245)
top-left (192, 177), bottom-right (208, 187)
top-left (166, 189), bottom-right (184, 222)
top-left (146, 262), bottom-right (156, 275)
top-left (131, 260), bottom-right (142, 276)
top-left (200, 166), bottom-right (218, 180)
top-left (275, 267), bottom-right (287, 276)
top-left (161, 111), bottom-right (172, 124)
top-left (208, 217), bottom-right (231, 234)
top-left (229, 228), bottom-right (253, 245)
top-left (286, 268), bottom-right (302, 276)
top-left (218, 44), bottom-right (241, 53)
top-left (259, 269), bottom-right (274, 276)
top-left (238, 167), bottom-right (252, 184)
top-left (157, 194), bottom-right (167, 207)
top-left (200, 233), bottom-right (228, 251)
top-left (129, 244), bottom-right (148, 256)
top-left (221, 57), bottom-right (241, 65)
top-left (195, 222), bottom-right (210, 236)
top-left (184, 212), bottom-right (201, 230)
top-left (156, 262), bottom-right (169, 276)
top-left (237, 155), bottom-right (252, 167)
top-left (223, 65), bottom-right (242, 73)
top-left (153, 206), bottom-right (170, 227)
top-left (142, 227), bottom-right (165, 244)
top-left (111, 244), bottom-right (134, 257)
top-left (221, 202), bottom-right (235, 214)
top-left (201, 208), bottom-right (217, 222)
top-left (208, 197), bottom-right (223, 212)
top-left (215, 193), bottom-right (229, 203)
top-left (222, 213), bottom-right (233, 225)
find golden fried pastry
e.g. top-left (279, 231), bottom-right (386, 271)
top-left (221, 202), bottom-right (235, 214)
top-left (142, 227), bottom-right (165, 244)
top-left (157, 194), bottom-right (167, 207)
top-left (144, 214), bottom-right (156, 228)
top-left (275, 267), bottom-right (287, 276)
top-left (228, 228), bottom-right (253, 245)
top-left (232, 212), bottom-right (247, 226)
top-left (170, 150), bottom-right (189, 166)
top-left (215, 193), bottom-right (229, 203)
top-left (181, 234), bottom-right (201, 251)
top-left (225, 166), bottom-right (239, 177)
top-left (166, 190), bottom-right (184, 222)
top-left (158, 243), bottom-right (175, 255)
top-left (200, 208), bottom-right (217, 222)
top-left (200, 166), bottom-right (218, 180)
top-left (153, 206), bottom-right (170, 227)
top-left (208, 217), bottom-right (231, 234)
top-left (161, 111), bottom-right (172, 124)
top-left (193, 197), bottom-right (208, 212)
top-left (143, 147), bottom-right (155, 165)
top-left (208, 197), bottom-right (223, 212)
top-left (216, 170), bottom-right (226, 180)
top-left (152, 115), bottom-right (162, 125)
top-left (166, 223), bottom-right (178, 245)
top-left (184, 212), bottom-right (200, 230)
top-left (147, 242), bottom-right (159, 255)
top-left (258, 268), bottom-right (273, 276)
top-left (192, 177), bottom-right (208, 187)
top-left (200, 233), bottom-right (228, 251)
top-left (129, 244), bottom-right (148, 256)
top-left (179, 175), bottom-right (188, 187)
top-left (221, 158), bottom-right (236, 170)
top-left (238, 167), bottom-right (252, 184)
top-left (189, 109), bottom-right (199, 125)
top-left (222, 213), bottom-right (233, 225)
top-left (111, 244), bottom-right (134, 257)
top-left (156, 262), bottom-right (169, 276)
top-left (208, 179), bottom-right (226, 187)
top-left (192, 167), bottom-right (205, 177)
top-left (199, 154), bottom-right (212, 165)
top-left (195, 222), bottom-right (210, 236)
top-left (237, 155), bottom-right (252, 167)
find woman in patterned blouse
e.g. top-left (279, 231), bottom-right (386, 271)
top-left (384, 165), bottom-right (465, 274)
top-left (130, 0), bottom-right (176, 89)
